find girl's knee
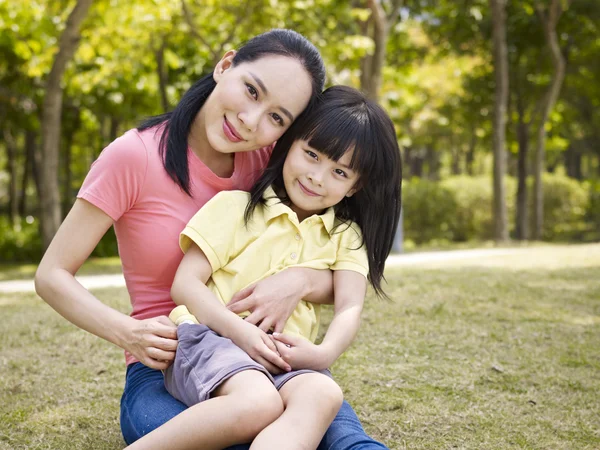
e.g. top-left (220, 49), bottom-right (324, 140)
top-left (233, 376), bottom-right (284, 439)
top-left (312, 376), bottom-right (344, 411)
top-left (288, 374), bottom-right (344, 412)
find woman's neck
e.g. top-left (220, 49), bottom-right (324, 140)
top-left (188, 112), bottom-right (234, 178)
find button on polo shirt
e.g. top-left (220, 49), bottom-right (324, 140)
top-left (180, 187), bottom-right (368, 342)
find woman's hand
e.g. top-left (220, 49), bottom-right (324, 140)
top-left (231, 321), bottom-right (292, 374)
top-left (270, 333), bottom-right (331, 371)
top-left (227, 269), bottom-right (311, 334)
top-left (123, 316), bottom-right (178, 370)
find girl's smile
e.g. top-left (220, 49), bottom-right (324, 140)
top-left (298, 180), bottom-right (321, 197)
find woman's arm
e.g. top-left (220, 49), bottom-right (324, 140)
top-left (171, 245), bottom-right (291, 373)
top-left (35, 199), bottom-right (178, 370)
top-left (226, 267), bottom-right (334, 334)
top-left (271, 270), bottom-right (366, 370)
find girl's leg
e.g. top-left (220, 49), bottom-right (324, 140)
top-left (126, 370), bottom-right (284, 450)
top-left (317, 400), bottom-right (388, 450)
top-left (250, 373), bottom-right (343, 450)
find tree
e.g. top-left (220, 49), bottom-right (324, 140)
top-left (489, 0), bottom-right (509, 241)
top-left (40, 0), bottom-right (93, 250)
top-left (531, 0), bottom-right (571, 240)
top-left (360, 0), bottom-right (402, 101)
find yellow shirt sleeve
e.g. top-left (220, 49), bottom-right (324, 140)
top-left (180, 191), bottom-right (247, 272)
top-left (331, 222), bottom-right (369, 278)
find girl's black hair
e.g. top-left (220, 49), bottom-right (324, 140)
top-left (138, 29), bottom-right (325, 195)
top-left (245, 85), bottom-right (402, 297)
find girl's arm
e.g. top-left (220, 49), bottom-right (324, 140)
top-left (271, 270), bottom-right (366, 370)
top-left (35, 199), bottom-right (178, 370)
top-left (226, 267), bottom-right (334, 334)
top-left (171, 245), bottom-right (291, 373)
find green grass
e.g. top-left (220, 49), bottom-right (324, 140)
top-left (1, 243), bottom-right (599, 449)
top-left (0, 257), bottom-right (122, 282)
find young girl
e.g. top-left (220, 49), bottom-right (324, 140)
top-left (127, 85), bottom-right (402, 450)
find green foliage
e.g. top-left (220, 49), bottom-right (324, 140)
top-left (441, 176), bottom-right (516, 241)
top-left (529, 173), bottom-right (590, 241)
top-left (586, 180), bottom-right (600, 233)
top-left (0, 217), bottom-right (42, 262)
top-left (402, 174), bottom-right (591, 244)
top-left (0, 217), bottom-right (118, 262)
top-left (402, 178), bottom-right (457, 244)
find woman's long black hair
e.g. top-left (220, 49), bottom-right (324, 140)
top-left (138, 29), bottom-right (325, 195)
top-left (245, 86), bottom-right (402, 298)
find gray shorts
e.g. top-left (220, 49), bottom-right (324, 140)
top-left (164, 324), bottom-right (331, 407)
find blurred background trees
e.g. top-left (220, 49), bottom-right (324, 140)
top-left (1, 0), bottom-right (599, 261)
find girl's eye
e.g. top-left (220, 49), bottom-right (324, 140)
top-left (271, 113), bottom-right (284, 126)
top-left (334, 168), bottom-right (348, 178)
top-left (305, 150), bottom-right (318, 159)
top-left (246, 83), bottom-right (258, 100)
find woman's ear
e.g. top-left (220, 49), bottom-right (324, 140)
top-left (213, 50), bottom-right (237, 82)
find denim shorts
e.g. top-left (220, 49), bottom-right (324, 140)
top-left (164, 323), bottom-right (331, 407)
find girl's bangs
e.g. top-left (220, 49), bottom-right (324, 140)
top-left (300, 105), bottom-right (373, 175)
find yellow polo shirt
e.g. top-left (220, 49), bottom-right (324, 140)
top-left (180, 187), bottom-right (368, 342)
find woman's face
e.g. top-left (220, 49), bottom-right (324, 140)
top-left (199, 52), bottom-right (313, 154)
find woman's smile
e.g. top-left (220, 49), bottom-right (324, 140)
top-left (223, 117), bottom-right (244, 142)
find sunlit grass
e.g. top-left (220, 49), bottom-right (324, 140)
top-left (0, 257), bottom-right (122, 282)
top-left (1, 244), bottom-right (599, 449)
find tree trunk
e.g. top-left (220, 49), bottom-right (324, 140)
top-left (110, 116), bottom-right (119, 142)
top-left (515, 119), bottom-right (530, 240)
top-left (360, 0), bottom-right (402, 102)
top-left (3, 129), bottom-right (19, 226)
top-left (489, 0), bottom-right (509, 242)
top-left (466, 131), bottom-right (476, 176)
top-left (40, 0), bottom-right (93, 250)
top-left (532, 0), bottom-right (569, 240)
top-left (155, 38), bottom-right (169, 112)
top-left (20, 131), bottom-right (38, 216)
top-left (450, 135), bottom-right (461, 175)
top-left (62, 129), bottom-right (74, 217)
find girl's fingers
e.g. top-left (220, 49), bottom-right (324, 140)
top-left (272, 339), bottom-right (291, 357)
top-left (272, 332), bottom-right (298, 347)
top-left (258, 342), bottom-right (291, 372)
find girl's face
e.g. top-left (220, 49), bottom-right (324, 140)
top-left (282, 139), bottom-right (359, 221)
top-left (199, 52), bottom-right (313, 154)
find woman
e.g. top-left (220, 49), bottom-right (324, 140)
top-left (35, 29), bottom-right (387, 449)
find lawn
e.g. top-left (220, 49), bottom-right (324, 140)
top-left (0, 257), bottom-right (122, 282)
top-left (1, 243), bottom-right (599, 449)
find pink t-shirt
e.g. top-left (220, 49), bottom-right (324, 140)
top-left (78, 126), bottom-right (271, 366)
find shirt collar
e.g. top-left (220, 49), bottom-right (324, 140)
top-left (262, 186), bottom-right (336, 235)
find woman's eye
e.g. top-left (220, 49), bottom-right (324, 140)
top-left (271, 113), bottom-right (284, 126)
top-left (246, 83), bottom-right (258, 100)
top-left (334, 169), bottom-right (348, 178)
top-left (305, 150), bottom-right (318, 159)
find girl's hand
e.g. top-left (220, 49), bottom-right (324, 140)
top-left (123, 316), bottom-right (178, 370)
top-left (231, 322), bottom-right (292, 374)
top-left (227, 269), bottom-right (310, 334)
top-left (271, 333), bottom-right (331, 371)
